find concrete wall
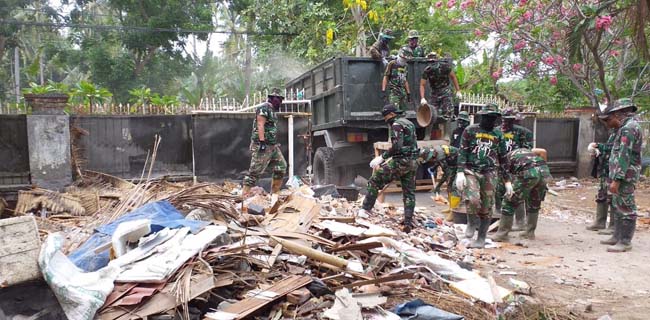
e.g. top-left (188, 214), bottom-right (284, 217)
top-left (26, 115), bottom-right (72, 190)
top-left (575, 112), bottom-right (597, 178)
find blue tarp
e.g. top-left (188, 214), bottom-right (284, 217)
top-left (68, 201), bottom-right (208, 272)
top-left (393, 299), bottom-right (464, 320)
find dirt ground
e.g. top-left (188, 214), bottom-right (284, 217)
top-left (386, 177), bottom-right (650, 320)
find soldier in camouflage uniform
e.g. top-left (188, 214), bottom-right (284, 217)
top-left (597, 98), bottom-right (642, 252)
top-left (400, 30), bottom-right (425, 58)
top-left (418, 145), bottom-right (460, 221)
top-left (451, 111), bottom-right (470, 148)
top-left (242, 88), bottom-right (287, 196)
top-left (369, 30), bottom-right (394, 66)
top-left (360, 104), bottom-right (419, 233)
top-left (492, 148), bottom-right (551, 242)
top-left (419, 52), bottom-right (462, 121)
top-left (586, 127), bottom-right (616, 233)
top-left (381, 49), bottom-right (412, 111)
top-left (495, 108), bottom-right (534, 231)
top-left (455, 103), bottom-right (510, 248)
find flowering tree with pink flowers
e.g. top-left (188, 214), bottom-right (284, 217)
top-left (464, 0), bottom-right (648, 108)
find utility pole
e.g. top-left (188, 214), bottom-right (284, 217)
top-left (14, 47), bottom-right (20, 104)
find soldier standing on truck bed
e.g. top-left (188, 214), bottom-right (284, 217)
top-left (381, 49), bottom-right (412, 112)
top-left (495, 108), bottom-right (533, 231)
top-left (419, 52), bottom-right (462, 121)
top-left (417, 145), bottom-right (460, 221)
top-left (597, 98), bottom-right (643, 252)
top-left (400, 30), bottom-right (425, 58)
top-left (369, 30), bottom-right (394, 66)
top-left (242, 88), bottom-right (287, 197)
top-left (491, 148), bottom-right (551, 242)
top-left (455, 103), bottom-right (511, 248)
top-left (359, 104), bottom-right (419, 233)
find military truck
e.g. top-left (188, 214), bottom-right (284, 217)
top-left (285, 56), bottom-right (454, 186)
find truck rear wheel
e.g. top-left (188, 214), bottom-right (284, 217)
top-left (313, 147), bottom-right (339, 185)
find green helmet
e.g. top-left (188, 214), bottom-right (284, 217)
top-left (380, 29), bottom-right (395, 41)
top-left (477, 103), bottom-right (501, 115)
top-left (382, 103), bottom-right (403, 117)
top-left (598, 98), bottom-right (637, 118)
top-left (457, 111), bottom-right (470, 122)
top-left (407, 30), bottom-right (420, 39)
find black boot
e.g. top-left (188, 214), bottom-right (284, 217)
top-left (587, 202), bottom-right (608, 231)
top-left (598, 204), bottom-right (615, 235)
top-left (519, 209), bottom-right (539, 240)
top-left (402, 207), bottom-right (414, 233)
top-left (512, 204), bottom-right (526, 231)
top-left (465, 214), bottom-right (479, 238)
top-left (607, 219), bottom-right (636, 252)
top-left (468, 217), bottom-right (490, 248)
top-left (491, 214), bottom-right (513, 242)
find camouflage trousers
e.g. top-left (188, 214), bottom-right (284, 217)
top-left (362, 158), bottom-right (417, 211)
top-left (595, 176), bottom-right (612, 204)
top-left (612, 181), bottom-right (638, 220)
top-left (463, 170), bottom-right (497, 219)
top-left (388, 90), bottom-right (409, 112)
top-left (243, 142), bottom-right (287, 187)
top-left (429, 87), bottom-right (453, 120)
top-left (501, 167), bottom-right (548, 217)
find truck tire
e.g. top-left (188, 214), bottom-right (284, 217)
top-left (313, 147), bottom-right (339, 185)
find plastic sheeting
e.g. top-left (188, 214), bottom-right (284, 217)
top-left (69, 201), bottom-right (207, 272)
top-left (393, 299), bottom-right (463, 320)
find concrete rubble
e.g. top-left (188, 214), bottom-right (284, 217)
top-left (0, 170), bottom-right (577, 320)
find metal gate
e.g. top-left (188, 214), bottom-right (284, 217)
top-left (0, 115), bottom-right (30, 186)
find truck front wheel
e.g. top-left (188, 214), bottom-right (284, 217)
top-left (313, 147), bottom-right (339, 185)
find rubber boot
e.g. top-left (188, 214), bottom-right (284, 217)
top-left (271, 178), bottom-right (283, 194)
top-left (468, 217), bottom-right (490, 248)
top-left (402, 207), bottom-right (414, 233)
top-left (600, 217), bottom-right (620, 245)
top-left (598, 204), bottom-right (615, 235)
top-left (519, 209), bottom-right (539, 240)
top-left (607, 219), bottom-right (635, 252)
top-left (586, 202), bottom-right (608, 231)
top-left (465, 214), bottom-right (478, 238)
top-left (512, 204), bottom-right (526, 231)
top-left (491, 215), bottom-right (514, 242)
top-left (447, 193), bottom-right (461, 222)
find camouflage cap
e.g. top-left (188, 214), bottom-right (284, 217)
top-left (407, 30), bottom-right (420, 39)
top-left (380, 29), bottom-right (395, 40)
top-left (502, 107), bottom-right (518, 119)
top-left (477, 103), bottom-right (501, 115)
top-left (426, 51), bottom-right (438, 59)
top-left (268, 88), bottom-right (284, 99)
top-left (382, 103), bottom-right (403, 117)
top-left (457, 111), bottom-right (470, 122)
top-left (598, 98), bottom-right (637, 118)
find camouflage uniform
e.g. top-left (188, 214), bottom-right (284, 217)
top-left (369, 30), bottom-right (394, 61)
top-left (400, 44), bottom-right (425, 58)
top-left (501, 149), bottom-right (550, 217)
top-left (451, 113), bottom-right (470, 148)
top-left (384, 60), bottom-right (409, 111)
top-left (496, 124), bottom-right (534, 211)
top-left (418, 145), bottom-right (459, 195)
top-left (596, 130), bottom-right (616, 203)
top-left (421, 58), bottom-right (455, 120)
top-left (608, 116), bottom-right (642, 220)
top-left (457, 124), bottom-right (509, 219)
top-left (363, 117), bottom-right (419, 213)
top-left (243, 102), bottom-right (287, 187)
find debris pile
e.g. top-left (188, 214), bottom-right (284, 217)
top-left (1, 171), bottom-right (566, 320)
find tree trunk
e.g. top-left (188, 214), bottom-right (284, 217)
top-left (0, 35), bottom-right (6, 61)
top-left (244, 14), bottom-right (254, 104)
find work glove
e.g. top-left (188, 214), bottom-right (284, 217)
top-left (258, 140), bottom-right (267, 152)
top-left (455, 172), bottom-right (466, 192)
top-left (406, 94), bottom-right (412, 103)
top-left (369, 156), bottom-right (384, 169)
top-left (455, 91), bottom-right (463, 99)
top-left (505, 181), bottom-right (514, 199)
top-left (382, 58), bottom-right (389, 66)
top-left (587, 142), bottom-right (600, 157)
top-left (381, 91), bottom-right (388, 102)
top-left (420, 98), bottom-right (428, 106)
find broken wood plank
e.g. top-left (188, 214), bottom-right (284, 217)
top-left (329, 242), bottom-right (383, 253)
top-left (287, 287), bottom-right (311, 305)
top-left (270, 236), bottom-right (348, 269)
top-left (262, 244), bottom-right (283, 273)
top-left (206, 275), bottom-right (312, 320)
top-left (334, 273), bottom-right (414, 290)
top-left (318, 216), bottom-right (356, 223)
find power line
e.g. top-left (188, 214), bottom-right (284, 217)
top-left (0, 19), bottom-right (298, 36)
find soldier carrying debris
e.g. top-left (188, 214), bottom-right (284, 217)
top-left (491, 148), bottom-right (551, 242)
top-left (369, 29), bottom-right (395, 66)
top-left (495, 108), bottom-right (533, 231)
top-left (455, 103), bottom-right (510, 248)
top-left (359, 104), bottom-right (419, 233)
top-left (381, 48), bottom-right (412, 112)
top-left (419, 52), bottom-right (462, 121)
top-left (417, 145), bottom-right (460, 221)
top-left (596, 98), bottom-right (643, 252)
top-left (242, 88), bottom-right (287, 197)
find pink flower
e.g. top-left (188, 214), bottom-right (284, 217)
top-left (522, 11), bottom-right (533, 21)
top-left (610, 50), bottom-right (620, 57)
top-left (512, 63), bottom-right (520, 72)
top-left (526, 60), bottom-right (537, 69)
top-left (555, 55), bottom-right (564, 64)
top-left (552, 31), bottom-right (563, 41)
top-left (514, 40), bottom-right (527, 51)
top-left (492, 69), bottom-right (502, 80)
top-left (435, 1), bottom-right (443, 8)
top-left (460, 0), bottom-right (475, 10)
top-left (519, 0), bottom-right (527, 7)
top-left (542, 56), bottom-right (555, 65)
top-left (614, 39), bottom-right (623, 46)
top-left (572, 63), bottom-right (582, 72)
top-left (596, 15), bottom-right (612, 30)
top-left (447, 0), bottom-right (457, 8)
top-left (474, 28), bottom-right (483, 37)
top-left (499, 37), bottom-right (508, 44)
top-left (550, 76), bottom-right (558, 85)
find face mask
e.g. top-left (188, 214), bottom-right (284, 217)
top-left (502, 119), bottom-right (513, 131)
top-left (270, 97), bottom-right (282, 110)
top-left (479, 116), bottom-right (498, 131)
top-left (459, 120), bottom-right (469, 128)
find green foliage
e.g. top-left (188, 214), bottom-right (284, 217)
top-left (128, 86), bottom-right (152, 106)
top-left (22, 81), bottom-right (69, 95)
top-left (70, 80), bottom-right (113, 108)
